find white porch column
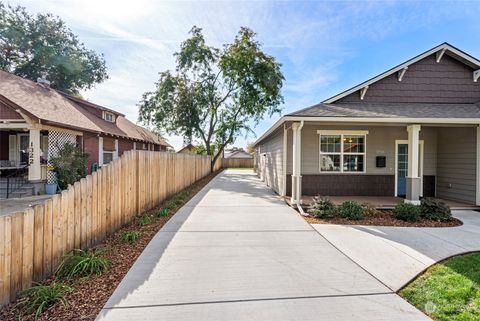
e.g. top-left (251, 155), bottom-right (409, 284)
top-left (406, 124), bottom-right (421, 204)
top-left (114, 139), bottom-right (119, 159)
top-left (291, 121), bottom-right (304, 206)
top-left (28, 128), bottom-right (42, 181)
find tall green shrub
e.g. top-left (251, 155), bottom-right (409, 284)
top-left (49, 143), bottom-right (88, 190)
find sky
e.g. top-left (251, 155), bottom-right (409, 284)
top-left (7, 0), bottom-right (480, 150)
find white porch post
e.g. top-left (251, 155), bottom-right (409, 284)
top-left (28, 128), bottom-right (42, 181)
top-left (406, 124), bottom-right (421, 204)
top-left (291, 121), bottom-right (304, 206)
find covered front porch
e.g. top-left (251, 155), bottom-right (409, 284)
top-left (0, 120), bottom-right (80, 197)
top-left (285, 121), bottom-right (480, 208)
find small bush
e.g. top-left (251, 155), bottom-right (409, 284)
top-left (138, 214), bottom-right (152, 226)
top-left (122, 231), bottom-right (140, 243)
top-left (19, 281), bottom-right (73, 319)
top-left (420, 197), bottom-right (452, 221)
top-left (338, 201), bottom-right (364, 220)
top-left (362, 203), bottom-right (379, 217)
top-left (307, 196), bottom-right (336, 219)
top-left (155, 208), bottom-right (169, 218)
top-left (56, 249), bottom-right (110, 279)
top-left (393, 203), bottom-right (421, 222)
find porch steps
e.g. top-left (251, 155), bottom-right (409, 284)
top-left (0, 178), bottom-right (35, 199)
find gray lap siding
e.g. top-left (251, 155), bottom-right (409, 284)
top-left (256, 128), bottom-right (284, 195)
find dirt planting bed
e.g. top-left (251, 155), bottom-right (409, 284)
top-left (304, 210), bottom-right (462, 228)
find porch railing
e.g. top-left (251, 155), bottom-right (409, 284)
top-left (4, 166), bottom-right (28, 199)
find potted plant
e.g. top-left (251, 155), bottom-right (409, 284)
top-left (45, 164), bottom-right (57, 195)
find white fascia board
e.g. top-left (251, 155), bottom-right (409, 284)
top-left (323, 43), bottom-right (480, 104)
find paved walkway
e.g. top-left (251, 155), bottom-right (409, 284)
top-left (313, 210), bottom-right (480, 291)
top-left (97, 170), bottom-right (428, 321)
top-left (0, 195), bottom-right (52, 216)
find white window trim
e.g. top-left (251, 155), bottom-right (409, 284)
top-left (102, 111), bottom-right (115, 122)
top-left (317, 130), bottom-right (369, 174)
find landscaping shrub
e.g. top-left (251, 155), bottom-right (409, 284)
top-left (49, 143), bottom-right (88, 190)
top-left (393, 203), bottom-right (421, 222)
top-left (307, 196), bottom-right (336, 218)
top-left (19, 281), bottom-right (73, 319)
top-left (155, 208), bottom-right (169, 218)
top-left (56, 249), bottom-right (110, 279)
top-left (362, 203), bottom-right (379, 217)
top-left (138, 214), bottom-right (152, 226)
top-left (420, 197), bottom-right (452, 221)
top-left (338, 201), bottom-right (364, 220)
top-left (122, 231), bottom-right (141, 243)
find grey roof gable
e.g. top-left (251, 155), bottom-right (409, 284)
top-left (287, 102), bottom-right (480, 119)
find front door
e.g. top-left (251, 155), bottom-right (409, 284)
top-left (395, 140), bottom-right (424, 197)
top-left (397, 144), bottom-right (408, 197)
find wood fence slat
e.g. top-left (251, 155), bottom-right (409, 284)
top-left (73, 181), bottom-right (81, 249)
top-left (10, 213), bottom-right (23, 299)
top-left (66, 186), bottom-right (75, 252)
top-left (33, 205), bottom-right (44, 282)
top-left (43, 199), bottom-right (53, 278)
top-left (0, 216), bottom-right (12, 305)
top-left (21, 208), bottom-right (34, 290)
top-left (51, 195), bottom-right (61, 267)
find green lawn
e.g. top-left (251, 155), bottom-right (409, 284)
top-left (400, 252), bottom-right (480, 321)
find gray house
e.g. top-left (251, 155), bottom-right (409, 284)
top-left (254, 43), bottom-right (480, 207)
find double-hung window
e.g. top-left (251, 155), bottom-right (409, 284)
top-left (318, 131), bottom-right (368, 173)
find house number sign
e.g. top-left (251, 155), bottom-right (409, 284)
top-left (29, 142), bottom-right (35, 165)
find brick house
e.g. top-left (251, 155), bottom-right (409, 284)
top-left (0, 71), bottom-right (170, 197)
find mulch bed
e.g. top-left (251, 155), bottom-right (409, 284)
top-left (0, 170), bottom-right (220, 321)
top-left (304, 210), bottom-right (463, 227)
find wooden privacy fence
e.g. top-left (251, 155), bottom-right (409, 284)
top-left (0, 151), bottom-right (219, 305)
top-left (222, 158), bottom-right (254, 168)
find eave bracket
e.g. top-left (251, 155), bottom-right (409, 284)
top-left (436, 48), bottom-right (447, 63)
top-left (359, 86), bottom-right (369, 100)
top-left (398, 67), bottom-right (408, 82)
top-left (474, 69), bottom-right (480, 82)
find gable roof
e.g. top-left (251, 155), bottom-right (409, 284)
top-left (323, 42), bottom-right (480, 104)
top-left (0, 71), bottom-right (170, 147)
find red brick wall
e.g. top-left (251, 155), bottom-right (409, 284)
top-left (118, 138), bottom-right (133, 156)
top-left (83, 132), bottom-right (99, 173)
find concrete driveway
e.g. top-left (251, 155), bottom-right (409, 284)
top-left (313, 210), bottom-right (480, 291)
top-left (97, 170), bottom-right (428, 321)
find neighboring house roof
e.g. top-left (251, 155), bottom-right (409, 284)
top-left (323, 42), bottom-right (480, 104)
top-left (224, 150), bottom-right (253, 159)
top-left (177, 144), bottom-right (196, 153)
top-left (0, 71), bottom-right (170, 147)
top-left (287, 102), bottom-right (480, 118)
